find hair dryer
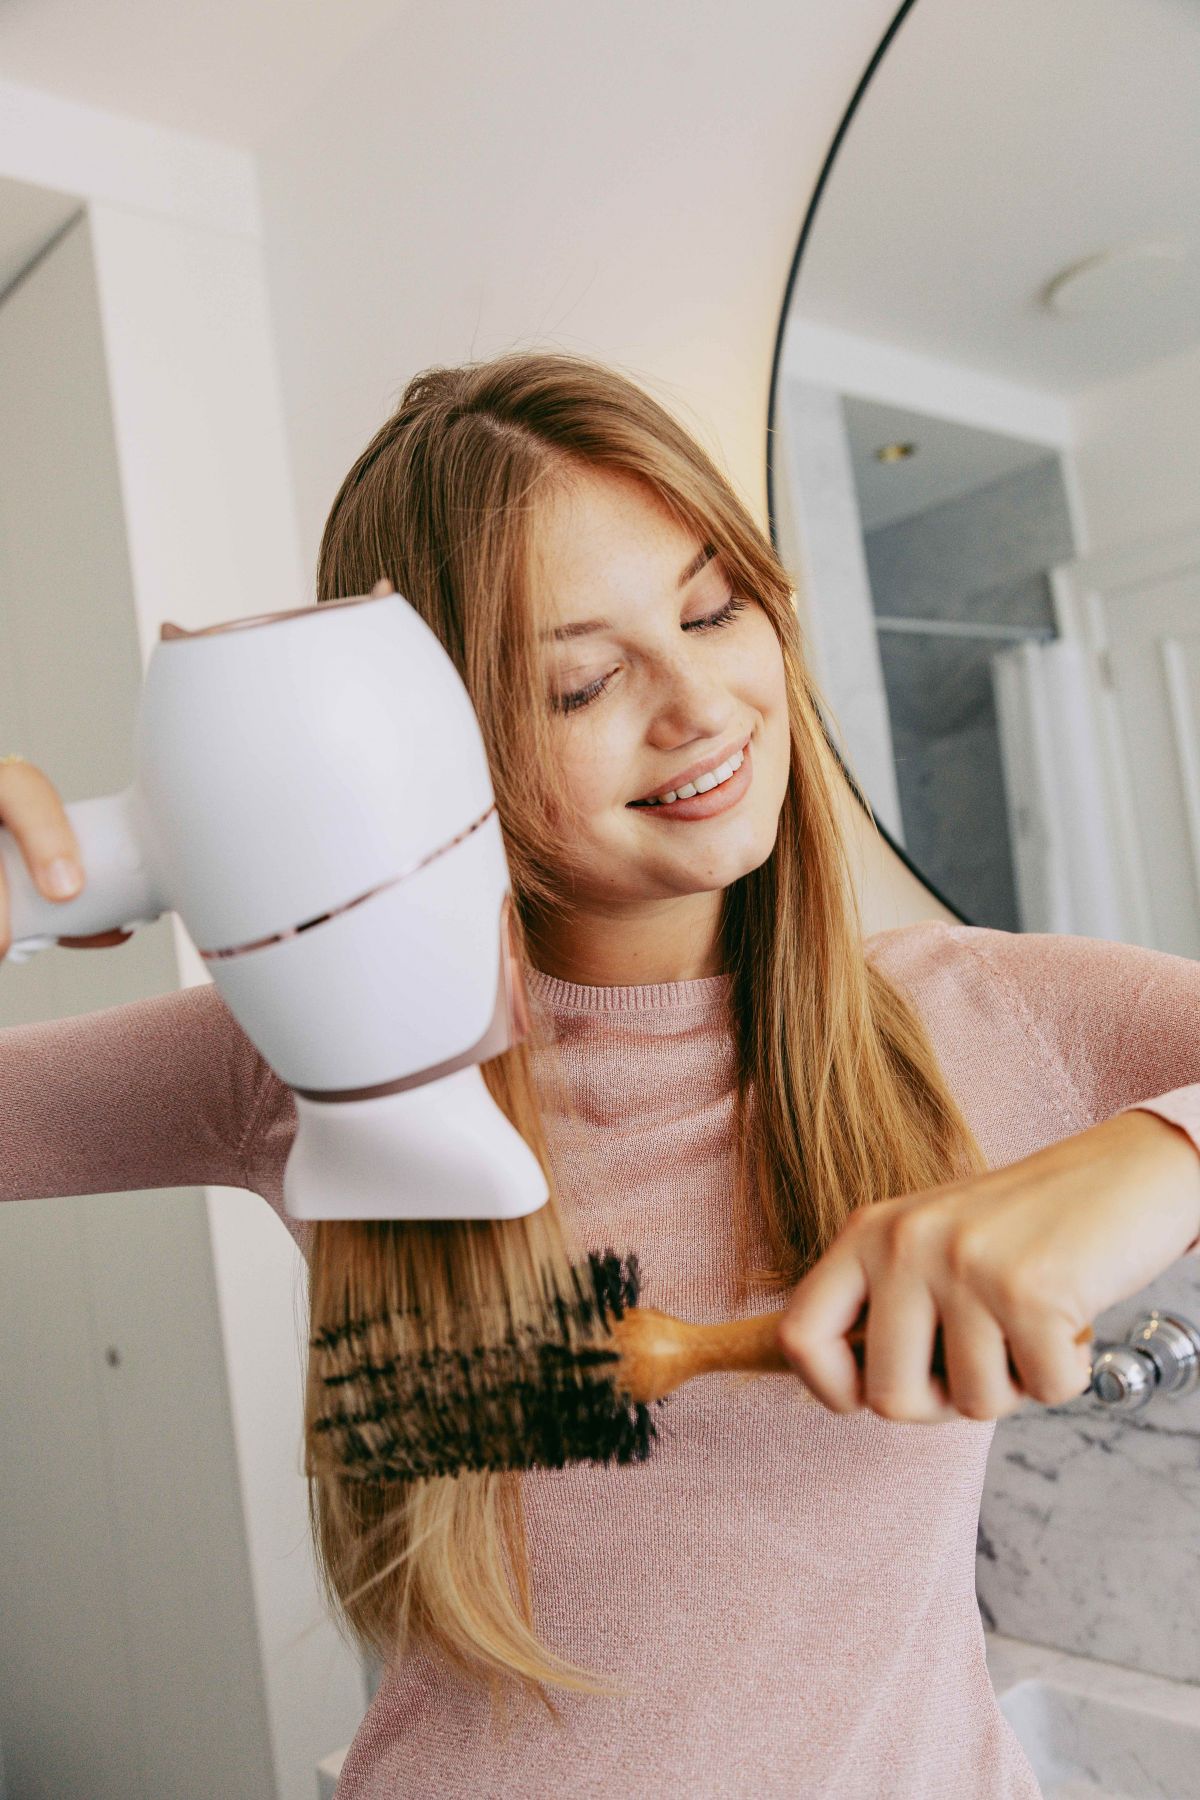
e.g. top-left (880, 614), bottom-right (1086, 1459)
top-left (0, 592), bottom-right (549, 1224)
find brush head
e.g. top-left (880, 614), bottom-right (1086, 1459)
top-left (307, 1249), bottom-right (667, 1482)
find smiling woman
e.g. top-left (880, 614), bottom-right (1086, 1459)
top-left (4, 339), bottom-right (1197, 1799)
top-left (302, 347), bottom-right (1018, 1794)
top-left (527, 464), bottom-right (793, 985)
top-left (302, 346), bottom-right (1200, 1800)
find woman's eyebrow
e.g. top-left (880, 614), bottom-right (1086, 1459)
top-left (540, 543), bottom-right (716, 642)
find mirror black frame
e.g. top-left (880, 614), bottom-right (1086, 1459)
top-left (765, 0), bottom-right (973, 925)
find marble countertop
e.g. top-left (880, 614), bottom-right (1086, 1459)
top-left (985, 1631), bottom-right (1200, 1726)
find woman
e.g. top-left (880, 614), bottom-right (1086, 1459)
top-left (2, 349), bottom-right (1199, 1797)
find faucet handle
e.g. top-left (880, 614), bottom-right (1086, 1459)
top-left (1088, 1310), bottom-right (1200, 1412)
top-left (1089, 1343), bottom-right (1157, 1411)
top-left (1127, 1310), bottom-right (1200, 1395)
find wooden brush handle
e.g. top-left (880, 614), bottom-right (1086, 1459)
top-left (607, 1305), bottom-right (1093, 1405)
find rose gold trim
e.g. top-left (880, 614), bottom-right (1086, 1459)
top-left (160, 593), bottom-right (381, 642)
top-left (198, 803), bottom-right (497, 961)
top-left (292, 892), bottom-right (531, 1102)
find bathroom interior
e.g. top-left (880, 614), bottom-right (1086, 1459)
top-left (0, 0), bottom-right (1198, 1795)
top-left (771, 5), bottom-right (1200, 1794)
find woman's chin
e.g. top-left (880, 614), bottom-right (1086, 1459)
top-left (626, 814), bottom-right (775, 878)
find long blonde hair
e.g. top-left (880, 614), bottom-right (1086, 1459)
top-left (303, 349), bottom-right (988, 1724)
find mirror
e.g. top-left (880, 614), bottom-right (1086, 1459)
top-left (769, 0), bottom-right (1200, 957)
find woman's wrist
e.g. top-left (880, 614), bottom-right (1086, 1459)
top-left (1117, 1106), bottom-right (1200, 1255)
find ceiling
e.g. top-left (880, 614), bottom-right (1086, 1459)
top-left (0, 0), bottom-right (409, 296)
top-left (5, 0), bottom-right (1193, 398)
top-left (841, 397), bottom-right (1056, 535)
top-left (779, 0), bottom-right (1199, 530)
top-left (3, 0), bottom-right (1194, 543)
top-left (788, 0), bottom-right (1200, 398)
top-left (0, 0), bottom-right (406, 150)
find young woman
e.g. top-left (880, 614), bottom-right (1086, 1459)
top-left (3, 350), bottom-right (1199, 1797)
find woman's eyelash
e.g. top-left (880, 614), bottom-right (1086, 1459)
top-left (554, 593), bottom-right (748, 715)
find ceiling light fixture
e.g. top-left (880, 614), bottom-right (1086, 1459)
top-left (1043, 240), bottom-right (1189, 315)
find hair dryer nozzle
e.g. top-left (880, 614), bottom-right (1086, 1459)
top-left (283, 1062), bottom-right (549, 1221)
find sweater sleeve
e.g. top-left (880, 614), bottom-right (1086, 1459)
top-left (0, 981), bottom-right (303, 1248)
top-left (954, 925), bottom-right (1200, 1245)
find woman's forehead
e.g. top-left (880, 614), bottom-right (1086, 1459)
top-left (532, 480), bottom-right (708, 606)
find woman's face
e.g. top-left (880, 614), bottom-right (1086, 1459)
top-left (530, 466), bottom-right (792, 982)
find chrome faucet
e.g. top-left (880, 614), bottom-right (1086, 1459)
top-left (1085, 1310), bottom-right (1200, 1412)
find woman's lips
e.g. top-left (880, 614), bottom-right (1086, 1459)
top-left (628, 737), bottom-right (753, 821)
top-left (632, 733), bottom-right (751, 805)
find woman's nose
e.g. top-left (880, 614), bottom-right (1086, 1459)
top-left (645, 672), bottom-right (737, 744)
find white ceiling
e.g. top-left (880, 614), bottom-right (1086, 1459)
top-left (0, 0), bottom-right (409, 296)
top-left (841, 396), bottom-right (1055, 535)
top-left (2, 0), bottom-right (1194, 538)
top-left (0, 0), bottom-right (406, 150)
top-left (4, 0), bottom-right (1193, 399)
top-left (788, 0), bottom-right (1200, 398)
top-left (781, 0), bottom-right (1199, 529)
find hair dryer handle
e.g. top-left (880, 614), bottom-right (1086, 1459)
top-left (0, 787), bottom-right (167, 965)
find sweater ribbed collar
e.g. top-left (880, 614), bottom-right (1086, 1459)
top-left (523, 964), bottom-right (733, 1014)
top-left (521, 923), bottom-right (916, 1016)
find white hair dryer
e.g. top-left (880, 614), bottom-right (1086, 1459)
top-left (0, 592), bottom-right (548, 1224)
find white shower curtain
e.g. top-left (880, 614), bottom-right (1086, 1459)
top-left (990, 639), bottom-right (1125, 939)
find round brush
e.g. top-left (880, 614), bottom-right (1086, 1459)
top-left (307, 1248), bottom-right (1095, 1483)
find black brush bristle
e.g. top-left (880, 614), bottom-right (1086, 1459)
top-left (308, 1248), bottom-right (665, 1482)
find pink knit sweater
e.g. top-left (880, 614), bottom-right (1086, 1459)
top-left (3, 920), bottom-right (1199, 1797)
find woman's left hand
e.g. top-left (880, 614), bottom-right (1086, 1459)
top-left (776, 1109), bottom-right (1200, 1423)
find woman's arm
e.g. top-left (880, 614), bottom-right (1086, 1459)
top-left (779, 927), bottom-right (1200, 1421)
top-left (0, 981), bottom-right (293, 1227)
top-left (961, 925), bottom-right (1200, 1159)
top-left (966, 923), bottom-right (1200, 1243)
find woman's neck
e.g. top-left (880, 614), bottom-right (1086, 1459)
top-left (524, 890), bottom-right (727, 986)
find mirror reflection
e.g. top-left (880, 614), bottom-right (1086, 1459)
top-left (770, 4), bottom-right (1200, 1788)
top-left (770, 0), bottom-right (1200, 954)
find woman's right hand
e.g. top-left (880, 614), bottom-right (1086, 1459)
top-left (0, 759), bottom-right (133, 957)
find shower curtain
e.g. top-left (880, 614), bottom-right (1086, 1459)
top-left (991, 638), bottom-right (1125, 940)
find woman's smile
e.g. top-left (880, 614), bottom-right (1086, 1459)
top-left (627, 735), bottom-right (754, 822)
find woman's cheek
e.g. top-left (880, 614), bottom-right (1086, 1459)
top-left (548, 739), bottom-right (606, 835)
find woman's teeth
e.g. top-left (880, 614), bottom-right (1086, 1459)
top-left (635, 744), bottom-right (745, 806)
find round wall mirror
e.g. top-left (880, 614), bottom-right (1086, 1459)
top-left (768, 0), bottom-right (1200, 955)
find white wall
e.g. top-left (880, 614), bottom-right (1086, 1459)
top-left (0, 208), bottom-right (280, 1800)
top-left (780, 293), bottom-right (1200, 571)
top-left (257, 0), bottom-right (841, 574)
top-left (251, 0), bottom-right (949, 932)
top-left (87, 196), bottom-right (370, 1796)
top-left (1069, 339), bottom-right (1200, 554)
top-left (0, 86), bottom-right (366, 1800)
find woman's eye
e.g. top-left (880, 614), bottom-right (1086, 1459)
top-left (552, 592), bottom-right (748, 715)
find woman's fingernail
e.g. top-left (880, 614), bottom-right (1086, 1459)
top-left (44, 859), bottom-right (81, 897)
